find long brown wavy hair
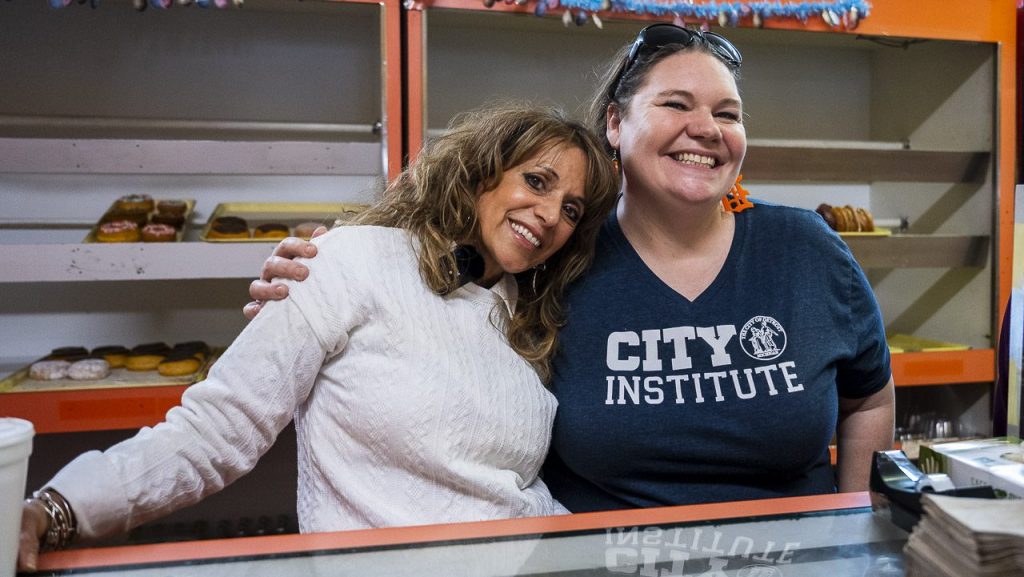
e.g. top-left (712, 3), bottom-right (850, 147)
top-left (349, 102), bottom-right (619, 383)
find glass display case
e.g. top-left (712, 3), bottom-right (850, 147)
top-left (34, 494), bottom-right (908, 577)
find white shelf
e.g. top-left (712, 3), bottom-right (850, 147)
top-left (0, 139), bottom-right (382, 176)
top-left (0, 243), bottom-right (277, 283)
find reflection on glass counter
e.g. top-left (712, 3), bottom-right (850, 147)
top-left (36, 495), bottom-right (908, 577)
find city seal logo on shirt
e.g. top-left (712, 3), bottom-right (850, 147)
top-left (739, 316), bottom-right (786, 361)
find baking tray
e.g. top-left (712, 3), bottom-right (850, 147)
top-left (199, 202), bottom-right (368, 242)
top-left (84, 198), bottom-right (196, 243)
top-left (0, 349), bottom-right (220, 393)
top-left (839, 228), bottom-right (892, 237)
top-left (886, 333), bottom-right (970, 354)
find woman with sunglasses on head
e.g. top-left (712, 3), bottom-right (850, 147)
top-left (244, 25), bottom-right (895, 513)
top-left (18, 103), bottom-right (619, 572)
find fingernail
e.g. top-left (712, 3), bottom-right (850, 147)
top-left (275, 286), bottom-right (287, 296)
top-left (306, 247), bottom-right (316, 256)
top-left (298, 270), bottom-right (308, 280)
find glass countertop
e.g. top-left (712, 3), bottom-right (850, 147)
top-left (36, 497), bottom-right (908, 577)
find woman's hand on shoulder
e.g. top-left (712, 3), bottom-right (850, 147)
top-left (243, 226), bottom-right (328, 320)
top-left (18, 498), bottom-right (48, 572)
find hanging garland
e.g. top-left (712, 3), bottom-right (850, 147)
top-left (44, 0), bottom-right (869, 28)
top-left (45, 0), bottom-right (243, 10)
top-left (491, 1), bottom-right (871, 31)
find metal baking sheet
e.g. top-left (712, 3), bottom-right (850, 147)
top-left (199, 202), bottom-right (368, 242)
top-left (83, 198), bottom-right (196, 243)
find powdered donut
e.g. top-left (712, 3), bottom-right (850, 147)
top-left (68, 358), bottom-right (111, 380)
top-left (29, 360), bottom-right (71, 380)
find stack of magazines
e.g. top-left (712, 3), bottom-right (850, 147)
top-left (904, 494), bottom-right (1024, 576)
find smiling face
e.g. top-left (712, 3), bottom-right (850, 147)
top-left (474, 143), bottom-right (588, 287)
top-left (608, 50), bottom-right (746, 208)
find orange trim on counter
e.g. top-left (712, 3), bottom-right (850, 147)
top-left (39, 492), bottom-right (870, 571)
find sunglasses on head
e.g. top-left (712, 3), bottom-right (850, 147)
top-left (607, 24), bottom-right (743, 100)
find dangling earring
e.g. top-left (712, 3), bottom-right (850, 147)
top-left (531, 262), bottom-right (547, 295)
top-left (611, 149), bottom-right (620, 174)
top-left (721, 174), bottom-right (755, 213)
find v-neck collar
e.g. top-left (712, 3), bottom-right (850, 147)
top-left (606, 209), bottom-right (747, 306)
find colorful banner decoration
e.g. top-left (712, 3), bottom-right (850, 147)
top-left (492, 1), bottom-right (871, 30)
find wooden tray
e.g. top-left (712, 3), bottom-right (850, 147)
top-left (0, 350), bottom-right (219, 393)
top-left (84, 198), bottom-right (196, 243)
top-left (200, 202), bottom-right (367, 242)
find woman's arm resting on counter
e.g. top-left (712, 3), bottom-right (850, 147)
top-left (836, 377), bottom-right (895, 492)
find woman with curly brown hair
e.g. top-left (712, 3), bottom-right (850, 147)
top-left (18, 102), bottom-right (618, 571)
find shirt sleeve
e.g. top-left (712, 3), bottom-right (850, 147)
top-left (47, 228), bottom-right (369, 540)
top-left (835, 252), bottom-right (892, 399)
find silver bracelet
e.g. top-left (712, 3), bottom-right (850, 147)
top-left (30, 488), bottom-right (78, 551)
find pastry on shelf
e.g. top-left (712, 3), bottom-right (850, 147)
top-left (141, 223), bottom-right (177, 242)
top-left (96, 220), bottom-right (141, 242)
top-left (253, 223), bottom-right (290, 240)
top-left (295, 221), bottom-right (325, 239)
top-left (158, 350), bottom-right (202, 377)
top-left (46, 346), bottom-right (89, 360)
top-left (68, 358), bottom-right (111, 380)
top-left (207, 216), bottom-right (251, 239)
top-left (91, 345), bottom-right (130, 368)
top-left (115, 194), bottom-right (155, 213)
top-left (29, 359), bottom-right (71, 380)
top-left (150, 211), bottom-right (186, 229)
top-left (815, 203), bottom-right (875, 233)
top-left (126, 342), bottom-right (171, 371)
top-left (156, 199), bottom-right (188, 216)
top-left (172, 341), bottom-right (211, 361)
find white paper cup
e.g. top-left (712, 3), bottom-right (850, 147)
top-left (0, 418), bottom-right (34, 577)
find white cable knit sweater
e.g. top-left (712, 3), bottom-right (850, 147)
top-left (48, 226), bottom-right (567, 540)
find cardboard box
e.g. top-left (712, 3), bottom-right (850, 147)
top-left (919, 438), bottom-right (1024, 499)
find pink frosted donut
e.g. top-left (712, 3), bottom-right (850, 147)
top-left (29, 360), bottom-right (71, 380)
top-left (68, 358), bottom-right (111, 380)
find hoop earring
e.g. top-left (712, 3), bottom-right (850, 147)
top-left (721, 174), bottom-right (755, 213)
top-left (531, 262), bottom-right (547, 295)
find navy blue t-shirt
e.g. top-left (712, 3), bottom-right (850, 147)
top-left (545, 203), bottom-right (891, 512)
